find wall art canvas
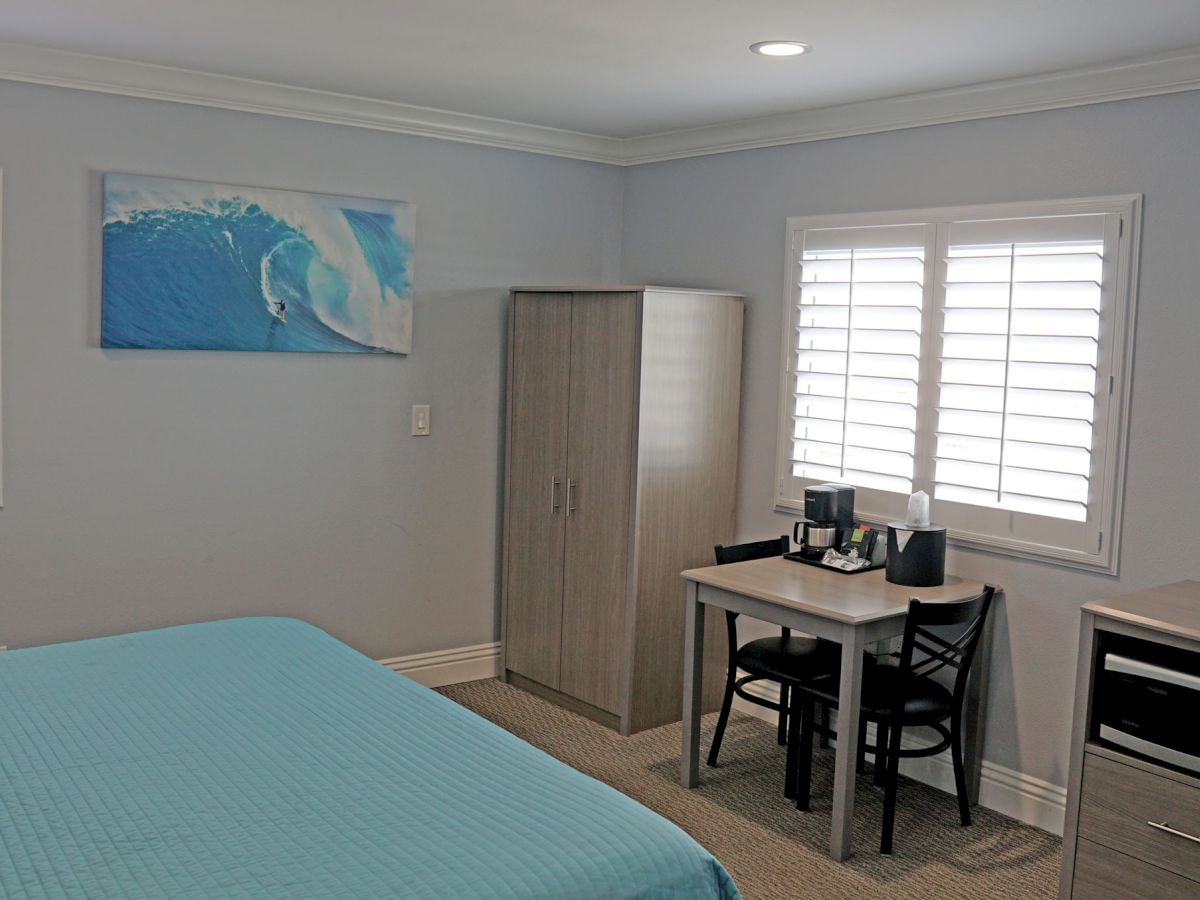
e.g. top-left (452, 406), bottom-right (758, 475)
top-left (102, 173), bottom-right (414, 353)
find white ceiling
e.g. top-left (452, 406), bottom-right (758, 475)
top-left (4, 1), bottom-right (1200, 138)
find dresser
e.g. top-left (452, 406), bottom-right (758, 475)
top-left (1060, 582), bottom-right (1200, 898)
top-left (500, 286), bottom-right (744, 735)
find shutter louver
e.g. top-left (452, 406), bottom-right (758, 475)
top-left (791, 225), bottom-right (926, 495)
top-left (935, 215), bottom-right (1106, 523)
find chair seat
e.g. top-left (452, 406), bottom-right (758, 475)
top-left (794, 663), bottom-right (953, 724)
top-left (736, 635), bottom-right (840, 683)
top-left (860, 666), bottom-right (953, 723)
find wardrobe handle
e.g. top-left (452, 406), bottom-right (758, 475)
top-left (550, 476), bottom-right (561, 514)
top-left (566, 479), bottom-right (577, 517)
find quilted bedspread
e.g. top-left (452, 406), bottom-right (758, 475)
top-left (0, 617), bottom-right (738, 899)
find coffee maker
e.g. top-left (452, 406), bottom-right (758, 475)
top-left (794, 483), bottom-right (856, 558)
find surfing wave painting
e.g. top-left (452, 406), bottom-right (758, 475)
top-left (101, 174), bottom-right (415, 354)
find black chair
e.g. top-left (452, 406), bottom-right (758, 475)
top-left (707, 537), bottom-right (841, 799)
top-left (791, 585), bottom-right (996, 854)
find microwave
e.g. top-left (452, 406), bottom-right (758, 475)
top-left (1095, 636), bottom-right (1200, 775)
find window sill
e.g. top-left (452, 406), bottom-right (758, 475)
top-left (774, 503), bottom-right (1119, 576)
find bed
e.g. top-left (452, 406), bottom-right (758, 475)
top-left (0, 617), bottom-right (738, 899)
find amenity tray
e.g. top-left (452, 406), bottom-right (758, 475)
top-left (783, 551), bottom-right (886, 575)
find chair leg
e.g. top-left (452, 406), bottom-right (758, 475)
top-left (795, 699), bottom-right (814, 811)
top-left (880, 720), bottom-right (904, 854)
top-left (777, 683), bottom-right (790, 746)
top-left (950, 714), bottom-right (972, 827)
top-left (706, 668), bottom-right (737, 768)
top-left (873, 722), bottom-right (889, 787)
top-left (783, 687), bottom-right (803, 799)
top-left (856, 717), bottom-right (868, 774)
top-left (818, 702), bottom-right (830, 749)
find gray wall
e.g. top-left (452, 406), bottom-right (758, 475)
top-left (4, 74), bottom-right (1198, 791)
top-left (0, 80), bottom-right (623, 659)
top-left (620, 91), bottom-right (1200, 786)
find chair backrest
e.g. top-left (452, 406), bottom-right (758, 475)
top-left (713, 536), bottom-right (789, 566)
top-left (893, 585), bottom-right (997, 713)
top-left (714, 537), bottom-right (791, 653)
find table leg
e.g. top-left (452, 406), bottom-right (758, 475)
top-left (962, 596), bottom-right (995, 806)
top-left (680, 580), bottom-right (705, 788)
top-left (830, 623), bottom-right (866, 861)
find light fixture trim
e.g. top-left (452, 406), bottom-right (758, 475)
top-left (749, 40), bottom-right (811, 58)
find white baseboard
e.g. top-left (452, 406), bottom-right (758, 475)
top-left (378, 642), bottom-right (501, 688)
top-left (732, 682), bottom-right (1066, 836)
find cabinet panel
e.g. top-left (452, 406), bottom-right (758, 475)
top-left (626, 291), bottom-right (742, 732)
top-left (1079, 752), bottom-right (1200, 882)
top-left (504, 293), bottom-right (572, 689)
top-left (559, 292), bottom-right (640, 714)
top-left (1073, 838), bottom-right (1198, 899)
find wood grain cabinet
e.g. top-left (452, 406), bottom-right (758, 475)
top-left (501, 286), bottom-right (743, 734)
top-left (1060, 582), bottom-right (1200, 898)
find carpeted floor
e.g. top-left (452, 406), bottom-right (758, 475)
top-left (438, 679), bottom-right (1061, 900)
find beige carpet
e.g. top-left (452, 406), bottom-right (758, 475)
top-left (438, 679), bottom-right (1061, 900)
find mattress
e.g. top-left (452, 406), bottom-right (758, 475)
top-left (0, 617), bottom-right (738, 899)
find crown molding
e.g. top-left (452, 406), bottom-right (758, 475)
top-left (2, 41), bottom-right (1200, 168)
top-left (622, 46), bottom-right (1200, 164)
top-left (0, 42), bottom-right (625, 165)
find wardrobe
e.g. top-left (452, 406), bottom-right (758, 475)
top-left (501, 286), bottom-right (743, 734)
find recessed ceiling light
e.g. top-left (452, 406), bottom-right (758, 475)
top-left (749, 41), bottom-right (811, 58)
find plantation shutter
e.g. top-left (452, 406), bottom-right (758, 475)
top-left (930, 212), bottom-right (1119, 554)
top-left (780, 198), bottom-right (1136, 569)
top-left (782, 223), bottom-right (933, 514)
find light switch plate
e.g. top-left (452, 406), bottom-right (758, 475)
top-left (411, 404), bottom-right (431, 436)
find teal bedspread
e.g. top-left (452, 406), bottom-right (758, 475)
top-left (0, 618), bottom-right (738, 899)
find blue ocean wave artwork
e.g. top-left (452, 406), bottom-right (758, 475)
top-left (101, 174), bottom-right (415, 353)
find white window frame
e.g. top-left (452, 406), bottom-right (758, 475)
top-left (775, 195), bottom-right (1141, 574)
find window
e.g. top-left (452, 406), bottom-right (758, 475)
top-left (777, 196), bottom-right (1140, 572)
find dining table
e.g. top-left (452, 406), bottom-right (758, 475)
top-left (679, 555), bottom-right (991, 861)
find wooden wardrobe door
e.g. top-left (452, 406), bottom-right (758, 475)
top-left (503, 293), bottom-right (572, 689)
top-left (559, 291), bottom-right (639, 714)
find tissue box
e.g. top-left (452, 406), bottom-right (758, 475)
top-left (885, 523), bottom-right (947, 587)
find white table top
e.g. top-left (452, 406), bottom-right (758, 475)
top-left (681, 556), bottom-right (988, 625)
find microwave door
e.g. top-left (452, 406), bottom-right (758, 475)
top-left (1099, 653), bottom-right (1200, 773)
